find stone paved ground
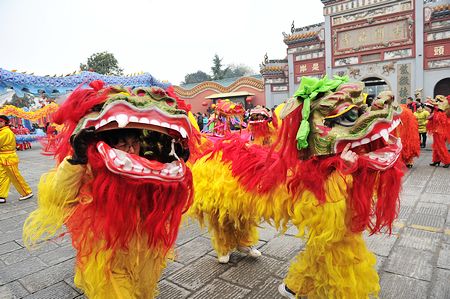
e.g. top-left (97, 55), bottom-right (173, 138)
top-left (0, 144), bottom-right (449, 299)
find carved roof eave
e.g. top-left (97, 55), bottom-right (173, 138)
top-left (431, 9), bottom-right (450, 19)
top-left (173, 77), bottom-right (263, 99)
top-left (284, 36), bottom-right (320, 46)
top-left (260, 71), bottom-right (285, 77)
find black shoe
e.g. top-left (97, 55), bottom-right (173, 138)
top-left (430, 161), bottom-right (441, 166)
top-left (406, 164), bottom-right (413, 168)
top-left (444, 164), bottom-right (450, 168)
top-left (0, 197), bottom-right (6, 204)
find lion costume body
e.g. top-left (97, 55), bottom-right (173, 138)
top-left (427, 95), bottom-right (450, 167)
top-left (191, 76), bottom-right (404, 298)
top-left (23, 81), bottom-right (194, 298)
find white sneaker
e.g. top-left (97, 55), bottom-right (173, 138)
top-left (237, 246), bottom-right (261, 257)
top-left (19, 193), bottom-right (33, 201)
top-left (278, 283), bottom-right (296, 299)
top-left (218, 253), bottom-right (230, 264)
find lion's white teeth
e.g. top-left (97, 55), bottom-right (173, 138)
top-left (351, 141), bottom-right (361, 148)
top-left (371, 133), bottom-right (380, 141)
top-left (129, 116), bottom-right (139, 123)
top-left (113, 158), bottom-right (124, 167)
top-left (361, 138), bottom-right (371, 145)
top-left (150, 119), bottom-right (159, 126)
top-left (108, 150), bottom-right (117, 159)
top-left (179, 127), bottom-right (188, 138)
top-left (116, 114), bottom-right (129, 128)
top-left (140, 117), bottom-right (150, 124)
top-left (133, 164), bottom-right (144, 172)
top-left (380, 129), bottom-right (389, 142)
top-left (122, 162), bottom-right (132, 171)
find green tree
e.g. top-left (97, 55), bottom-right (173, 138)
top-left (80, 51), bottom-right (123, 75)
top-left (182, 70), bottom-right (212, 84)
top-left (211, 54), bottom-right (230, 80)
top-left (224, 64), bottom-right (254, 78)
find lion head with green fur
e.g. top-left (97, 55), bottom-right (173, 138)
top-left (280, 76), bottom-right (402, 170)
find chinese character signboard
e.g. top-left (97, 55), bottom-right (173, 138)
top-left (336, 19), bottom-right (410, 52)
top-left (397, 63), bottom-right (411, 101)
top-left (294, 60), bottom-right (325, 76)
top-left (425, 43), bottom-right (450, 58)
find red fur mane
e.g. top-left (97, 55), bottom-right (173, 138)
top-left (66, 146), bottom-right (193, 262)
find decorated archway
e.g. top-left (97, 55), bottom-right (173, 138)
top-left (434, 78), bottom-right (450, 97)
top-left (361, 76), bottom-right (390, 98)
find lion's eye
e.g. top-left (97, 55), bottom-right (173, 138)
top-left (324, 107), bottom-right (359, 128)
top-left (335, 108), bottom-right (359, 127)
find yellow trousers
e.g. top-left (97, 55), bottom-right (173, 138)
top-left (0, 163), bottom-right (32, 198)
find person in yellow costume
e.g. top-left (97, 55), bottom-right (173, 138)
top-left (0, 115), bottom-right (33, 203)
top-left (414, 104), bottom-right (430, 148)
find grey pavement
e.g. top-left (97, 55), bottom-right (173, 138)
top-left (0, 144), bottom-right (449, 299)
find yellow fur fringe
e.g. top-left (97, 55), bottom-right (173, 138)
top-left (75, 237), bottom-right (168, 299)
top-left (23, 161), bottom-right (85, 248)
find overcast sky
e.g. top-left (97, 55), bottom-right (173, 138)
top-left (0, 0), bottom-right (324, 85)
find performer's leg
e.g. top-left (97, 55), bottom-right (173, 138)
top-left (235, 218), bottom-right (261, 257)
top-left (74, 238), bottom-right (167, 299)
top-left (282, 176), bottom-right (379, 298)
top-left (134, 248), bottom-right (168, 298)
top-left (432, 133), bottom-right (450, 165)
top-left (3, 164), bottom-right (32, 197)
top-left (284, 231), bottom-right (379, 298)
top-left (206, 213), bottom-right (259, 261)
top-left (209, 214), bottom-right (241, 257)
top-left (0, 165), bottom-right (11, 199)
top-left (74, 248), bottom-right (135, 299)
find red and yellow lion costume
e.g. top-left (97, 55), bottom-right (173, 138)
top-left (23, 81), bottom-right (195, 298)
top-left (190, 76), bottom-right (404, 298)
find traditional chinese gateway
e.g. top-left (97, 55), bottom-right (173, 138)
top-left (261, 0), bottom-right (450, 107)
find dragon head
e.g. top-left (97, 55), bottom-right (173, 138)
top-left (54, 81), bottom-right (192, 182)
top-left (281, 76), bottom-right (402, 170)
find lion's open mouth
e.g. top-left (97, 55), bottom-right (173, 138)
top-left (248, 120), bottom-right (267, 124)
top-left (97, 141), bottom-right (186, 181)
top-left (80, 100), bottom-right (192, 181)
top-left (335, 118), bottom-right (402, 170)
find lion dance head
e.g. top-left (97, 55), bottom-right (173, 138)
top-left (45, 80), bottom-right (194, 255)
